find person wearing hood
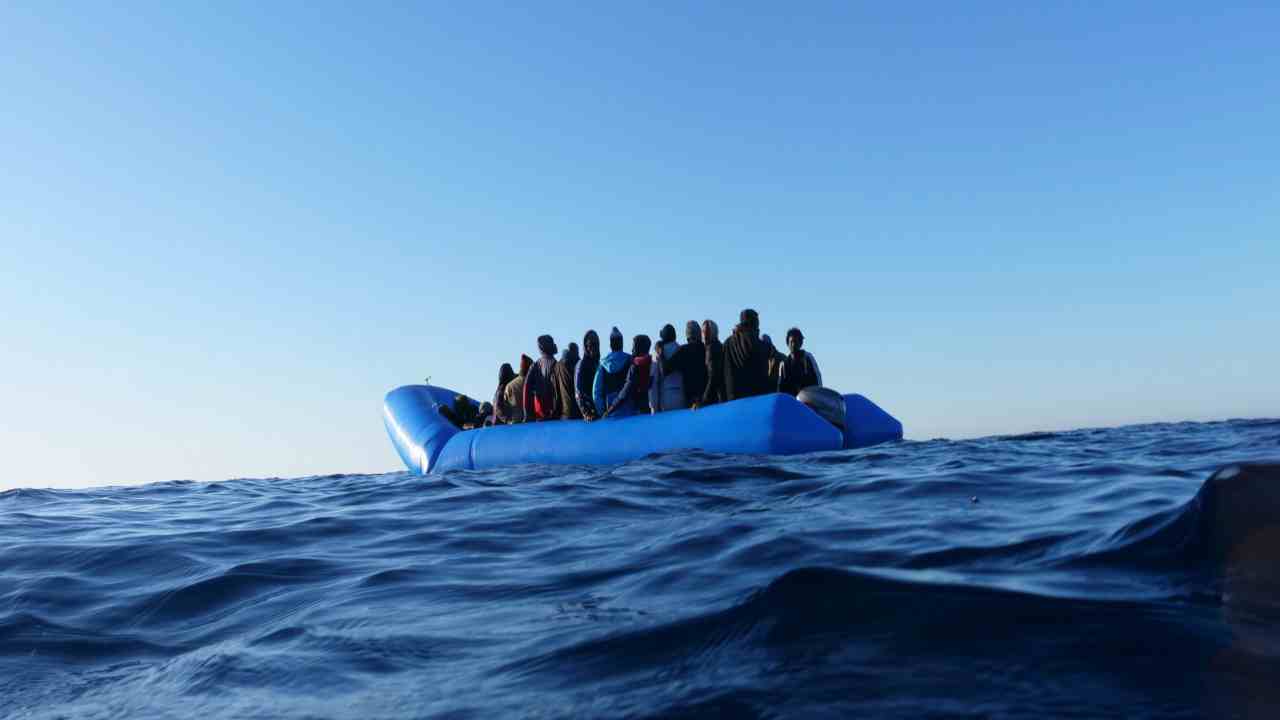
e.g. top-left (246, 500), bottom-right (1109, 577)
top-left (551, 342), bottom-right (581, 420)
top-left (649, 324), bottom-right (686, 413)
top-left (604, 334), bottom-right (653, 418)
top-left (594, 327), bottom-right (633, 419)
top-left (724, 308), bottom-right (772, 401)
top-left (761, 334), bottom-right (787, 390)
top-left (778, 327), bottom-right (823, 396)
top-left (700, 319), bottom-right (726, 406)
top-left (658, 320), bottom-right (708, 408)
top-left (490, 362), bottom-right (517, 425)
top-left (523, 334), bottom-right (559, 421)
top-left (576, 330), bottom-right (602, 420)
top-left (502, 354), bottom-right (533, 424)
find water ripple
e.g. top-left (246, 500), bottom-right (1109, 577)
top-left (2, 419), bottom-right (1278, 718)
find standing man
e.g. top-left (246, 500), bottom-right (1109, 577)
top-left (576, 330), bottom-right (602, 420)
top-left (723, 308), bottom-right (772, 401)
top-left (604, 334), bottom-right (653, 418)
top-left (522, 335), bottom-right (559, 421)
top-left (700, 319), bottom-right (726, 407)
top-left (594, 327), bottom-right (633, 419)
top-left (658, 320), bottom-right (708, 408)
top-left (552, 342), bottom-right (581, 419)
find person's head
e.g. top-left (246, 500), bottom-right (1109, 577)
top-left (498, 362), bottom-right (516, 387)
top-left (702, 319), bottom-right (719, 344)
top-left (537, 334), bottom-right (557, 358)
top-left (740, 308), bottom-right (760, 331)
top-left (583, 330), bottom-right (600, 357)
top-left (632, 334), bottom-right (651, 356)
top-left (761, 334), bottom-right (775, 352)
top-left (568, 341), bottom-right (579, 358)
top-left (786, 327), bottom-right (805, 353)
top-left (659, 324), bottom-right (676, 344)
top-left (519, 354), bottom-right (533, 377)
top-left (609, 326), bottom-right (624, 352)
top-left (562, 342), bottom-right (579, 363)
top-left (685, 321), bottom-right (701, 344)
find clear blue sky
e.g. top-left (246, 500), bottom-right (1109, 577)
top-left (3, 3), bottom-right (1276, 489)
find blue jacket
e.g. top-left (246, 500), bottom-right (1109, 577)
top-left (594, 350), bottom-right (633, 419)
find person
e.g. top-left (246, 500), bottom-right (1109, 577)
top-left (594, 327), bottom-right (633, 419)
top-left (657, 320), bottom-right (707, 409)
top-left (490, 363), bottom-right (517, 425)
top-left (604, 334), bottom-right (653, 418)
top-left (476, 401), bottom-right (493, 427)
top-left (700, 319), bottom-right (726, 406)
top-left (439, 394), bottom-right (479, 429)
top-left (649, 324), bottom-right (685, 412)
top-left (523, 335), bottom-right (559, 422)
top-left (576, 330), bottom-right (601, 421)
top-left (724, 308), bottom-right (772, 401)
top-left (778, 327), bottom-right (823, 395)
top-left (502, 354), bottom-right (533, 424)
top-left (551, 342), bottom-right (581, 419)
top-left (761, 334), bottom-right (787, 389)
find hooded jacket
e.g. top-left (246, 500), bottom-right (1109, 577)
top-left (491, 364), bottom-right (517, 425)
top-left (551, 346), bottom-right (581, 419)
top-left (594, 350), bottom-right (634, 419)
top-left (724, 324), bottom-right (772, 401)
top-left (649, 340), bottom-right (686, 412)
top-left (576, 354), bottom-right (600, 419)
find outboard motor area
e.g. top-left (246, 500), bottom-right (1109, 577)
top-left (797, 386), bottom-right (847, 430)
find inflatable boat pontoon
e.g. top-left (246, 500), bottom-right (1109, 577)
top-left (384, 384), bottom-right (902, 474)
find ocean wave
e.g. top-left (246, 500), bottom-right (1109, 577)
top-left (2, 418), bottom-right (1278, 718)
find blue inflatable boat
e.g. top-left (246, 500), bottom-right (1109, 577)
top-left (384, 384), bottom-right (903, 474)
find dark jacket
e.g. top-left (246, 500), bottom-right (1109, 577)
top-left (551, 348), bottom-right (581, 419)
top-left (778, 351), bottom-right (822, 396)
top-left (702, 338), bottom-right (726, 405)
top-left (659, 339), bottom-right (708, 407)
top-left (523, 355), bottom-right (558, 420)
top-left (576, 353), bottom-right (600, 419)
top-left (723, 326), bottom-right (771, 401)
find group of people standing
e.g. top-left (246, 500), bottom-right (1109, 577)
top-left (480, 308), bottom-right (822, 427)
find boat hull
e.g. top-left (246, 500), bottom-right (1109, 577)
top-left (383, 384), bottom-right (902, 474)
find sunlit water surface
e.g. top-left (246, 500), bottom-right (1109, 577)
top-left (4, 418), bottom-right (1280, 718)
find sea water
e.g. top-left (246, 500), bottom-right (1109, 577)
top-left (3, 418), bottom-right (1279, 718)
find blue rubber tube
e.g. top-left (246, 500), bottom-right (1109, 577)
top-left (383, 384), bottom-right (902, 474)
